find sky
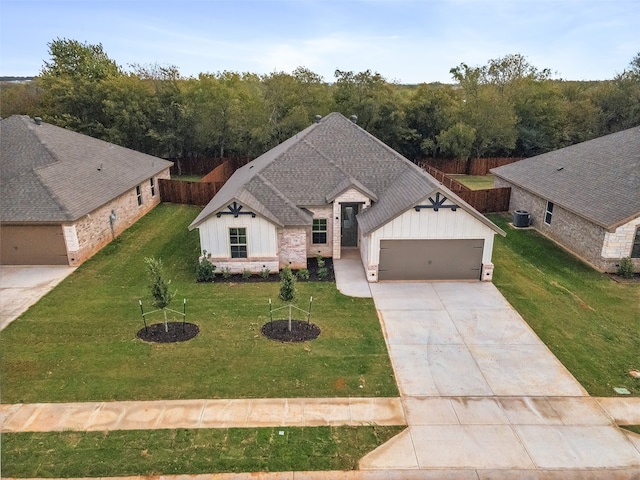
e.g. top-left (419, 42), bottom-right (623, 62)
top-left (1, 0), bottom-right (638, 84)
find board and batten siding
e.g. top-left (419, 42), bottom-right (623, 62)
top-left (198, 214), bottom-right (278, 259)
top-left (365, 206), bottom-right (496, 270)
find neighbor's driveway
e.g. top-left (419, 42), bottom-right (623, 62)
top-left (0, 265), bottom-right (75, 331)
top-left (361, 281), bottom-right (640, 471)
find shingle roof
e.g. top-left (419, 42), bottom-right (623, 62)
top-left (491, 126), bottom-right (640, 230)
top-left (189, 112), bottom-right (503, 235)
top-left (1, 115), bottom-right (173, 223)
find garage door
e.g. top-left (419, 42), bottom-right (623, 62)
top-left (1, 225), bottom-right (68, 265)
top-left (379, 239), bottom-right (484, 281)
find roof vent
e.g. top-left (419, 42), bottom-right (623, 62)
top-left (350, 115), bottom-right (358, 124)
top-left (34, 117), bottom-right (42, 125)
top-left (556, 166), bottom-right (564, 171)
top-left (314, 115), bottom-right (322, 123)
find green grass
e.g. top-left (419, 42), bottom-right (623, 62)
top-left (0, 204), bottom-right (398, 403)
top-left (1, 426), bottom-right (404, 477)
top-left (622, 426), bottom-right (640, 435)
top-left (451, 174), bottom-right (495, 190)
top-left (173, 174), bottom-right (204, 182)
top-left (489, 213), bottom-right (640, 397)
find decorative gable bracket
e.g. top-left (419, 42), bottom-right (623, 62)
top-left (216, 201), bottom-right (256, 218)
top-left (414, 193), bottom-right (459, 212)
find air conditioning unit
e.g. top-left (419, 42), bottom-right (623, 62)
top-left (513, 210), bottom-right (531, 228)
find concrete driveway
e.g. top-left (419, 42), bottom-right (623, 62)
top-left (0, 265), bottom-right (75, 331)
top-left (361, 281), bottom-right (640, 472)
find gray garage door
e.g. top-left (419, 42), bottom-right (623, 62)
top-left (379, 239), bottom-right (484, 281)
top-left (1, 225), bottom-right (68, 265)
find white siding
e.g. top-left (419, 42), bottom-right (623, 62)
top-left (198, 214), bottom-right (278, 258)
top-left (367, 207), bottom-right (496, 267)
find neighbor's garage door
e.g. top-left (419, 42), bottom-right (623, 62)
top-left (0, 225), bottom-right (68, 265)
top-left (378, 239), bottom-right (484, 281)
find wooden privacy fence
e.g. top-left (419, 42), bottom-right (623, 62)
top-left (158, 179), bottom-right (223, 206)
top-left (418, 157), bottom-right (522, 176)
top-left (422, 165), bottom-right (511, 213)
top-left (161, 158), bottom-right (253, 206)
top-left (456, 188), bottom-right (511, 213)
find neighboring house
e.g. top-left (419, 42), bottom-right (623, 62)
top-left (1, 115), bottom-right (173, 266)
top-left (492, 126), bottom-right (640, 272)
top-left (189, 113), bottom-right (505, 282)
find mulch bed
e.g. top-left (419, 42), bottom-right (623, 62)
top-left (200, 257), bottom-right (335, 283)
top-left (261, 319), bottom-right (321, 343)
top-left (137, 322), bottom-right (199, 343)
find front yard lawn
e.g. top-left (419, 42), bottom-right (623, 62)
top-left (0, 204), bottom-right (398, 403)
top-left (489, 213), bottom-right (640, 397)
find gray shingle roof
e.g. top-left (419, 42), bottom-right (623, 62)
top-left (189, 112), bottom-right (502, 235)
top-left (491, 126), bottom-right (640, 230)
top-left (1, 115), bottom-right (173, 223)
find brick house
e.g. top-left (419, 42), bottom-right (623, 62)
top-left (492, 126), bottom-right (640, 272)
top-left (189, 113), bottom-right (504, 282)
top-left (0, 115), bottom-right (172, 266)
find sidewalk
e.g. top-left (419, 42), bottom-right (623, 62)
top-left (0, 397), bottom-right (405, 432)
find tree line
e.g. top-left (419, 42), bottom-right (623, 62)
top-left (1, 38), bottom-right (638, 162)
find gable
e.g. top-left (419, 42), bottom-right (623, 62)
top-left (362, 189), bottom-right (505, 238)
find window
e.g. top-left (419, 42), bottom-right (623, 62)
top-left (544, 201), bottom-right (554, 225)
top-left (150, 177), bottom-right (156, 197)
top-left (632, 227), bottom-right (640, 258)
top-left (136, 185), bottom-right (142, 206)
top-left (230, 227), bottom-right (247, 258)
top-left (312, 219), bottom-right (327, 244)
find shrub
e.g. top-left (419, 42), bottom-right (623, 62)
top-left (297, 268), bottom-right (310, 280)
top-left (316, 255), bottom-right (325, 268)
top-left (242, 269), bottom-right (252, 280)
top-left (196, 251), bottom-right (216, 282)
top-left (279, 266), bottom-right (297, 302)
top-left (261, 268), bottom-right (271, 279)
top-left (317, 266), bottom-right (329, 280)
top-left (617, 257), bottom-right (635, 279)
top-left (221, 267), bottom-right (232, 279)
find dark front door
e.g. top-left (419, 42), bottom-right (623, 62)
top-left (340, 203), bottom-right (359, 247)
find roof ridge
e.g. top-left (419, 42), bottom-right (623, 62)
top-left (19, 116), bottom-right (74, 220)
top-left (300, 137), bottom-right (354, 183)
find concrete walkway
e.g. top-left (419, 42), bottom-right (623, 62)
top-left (0, 397), bottom-right (405, 432)
top-left (0, 265), bottom-right (76, 331)
top-left (334, 248), bottom-right (372, 298)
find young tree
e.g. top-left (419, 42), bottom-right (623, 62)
top-left (279, 266), bottom-right (297, 331)
top-left (145, 257), bottom-right (174, 332)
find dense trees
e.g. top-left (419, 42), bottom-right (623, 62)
top-left (1, 39), bottom-right (638, 162)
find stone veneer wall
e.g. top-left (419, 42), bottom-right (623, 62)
top-left (601, 217), bottom-right (640, 271)
top-left (332, 189), bottom-right (372, 259)
top-left (209, 258), bottom-right (279, 275)
top-left (277, 228), bottom-right (307, 269)
top-left (304, 206), bottom-right (333, 258)
top-left (496, 178), bottom-right (622, 272)
top-left (64, 168), bottom-right (170, 266)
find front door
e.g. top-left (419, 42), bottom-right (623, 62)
top-left (340, 203), bottom-right (359, 247)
